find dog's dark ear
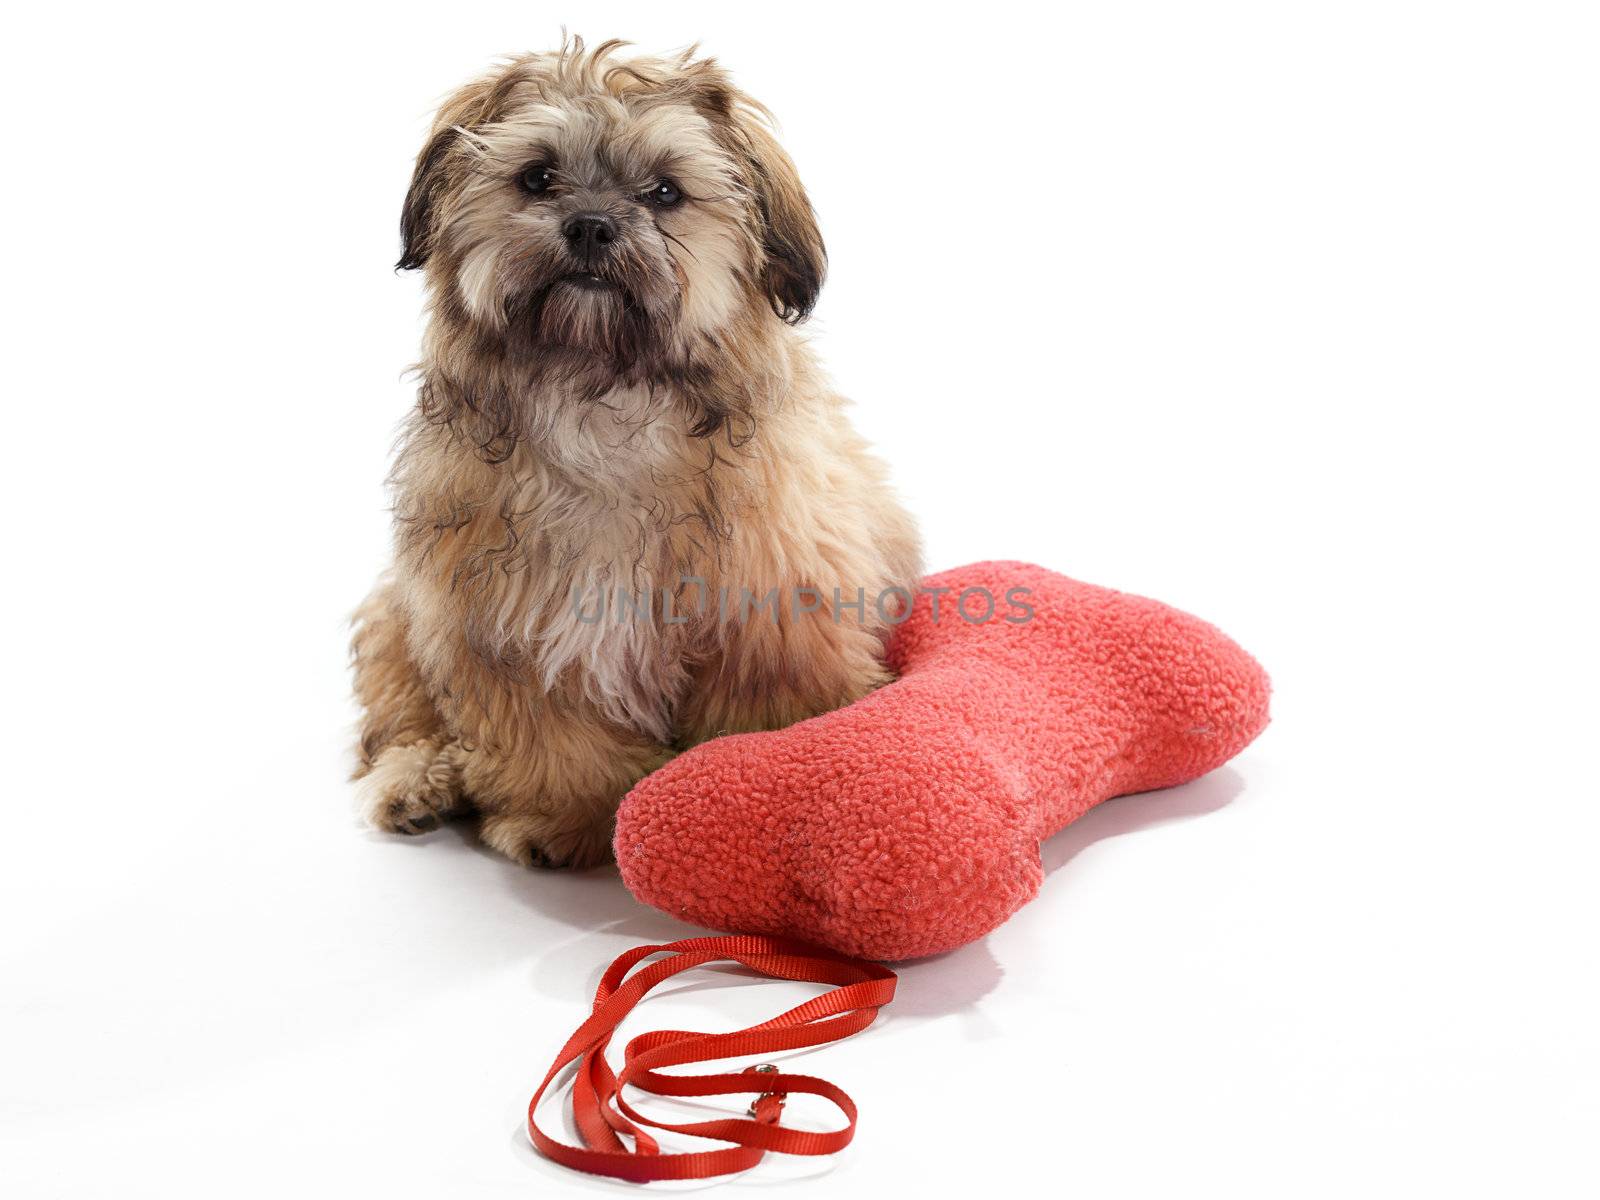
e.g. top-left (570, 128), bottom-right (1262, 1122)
top-left (398, 62), bottom-right (536, 271)
top-left (739, 117), bottom-right (826, 323)
top-left (690, 69), bottom-right (826, 324)
top-left (397, 126), bottom-right (457, 271)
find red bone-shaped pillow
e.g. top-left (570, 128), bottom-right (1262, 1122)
top-left (615, 562), bottom-right (1270, 961)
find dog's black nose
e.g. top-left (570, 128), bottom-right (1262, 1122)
top-left (562, 213), bottom-right (617, 257)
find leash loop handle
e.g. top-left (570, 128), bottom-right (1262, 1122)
top-left (527, 934), bottom-right (897, 1182)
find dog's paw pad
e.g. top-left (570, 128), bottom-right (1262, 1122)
top-left (387, 802), bottom-right (441, 835)
top-left (357, 742), bottom-right (461, 835)
top-left (479, 814), bottom-right (611, 871)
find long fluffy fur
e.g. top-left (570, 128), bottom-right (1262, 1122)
top-left (352, 39), bottom-right (921, 867)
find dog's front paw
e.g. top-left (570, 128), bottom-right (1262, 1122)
top-left (479, 811), bottom-right (614, 870)
top-left (356, 740), bottom-right (464, 835)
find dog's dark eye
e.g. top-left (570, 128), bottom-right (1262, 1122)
top-left (520, 165), bottom-right (554, 194)
top-left (644, 179), bottom-right (682, 208)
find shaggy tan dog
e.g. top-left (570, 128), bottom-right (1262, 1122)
top-left (352, 40), bottom-right (920, 867)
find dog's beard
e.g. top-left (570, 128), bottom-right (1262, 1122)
top-left (498, 241), bottom-right (681, 370)
top-left (525, 277), bottom-right (645, 358)
top-left (446, 239), bottom-right (749, 443)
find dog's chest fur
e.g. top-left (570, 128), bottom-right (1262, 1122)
top-left (417, 387), bottom-right (728, 741)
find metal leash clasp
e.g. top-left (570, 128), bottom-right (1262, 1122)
top-left (744, 1063), bottom-right (786, 1118)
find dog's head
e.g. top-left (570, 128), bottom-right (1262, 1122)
top-left (399, 40), bottom-right (824, 374)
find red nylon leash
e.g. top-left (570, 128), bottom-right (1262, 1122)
top-left (526, 934), bottom-right (897, 1182)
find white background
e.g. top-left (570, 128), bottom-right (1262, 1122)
top-left (3, 2), bottom-right (1596, 1196)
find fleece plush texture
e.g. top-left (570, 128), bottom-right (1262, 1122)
top-left (615, 562), bottom-right (1270, 961)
